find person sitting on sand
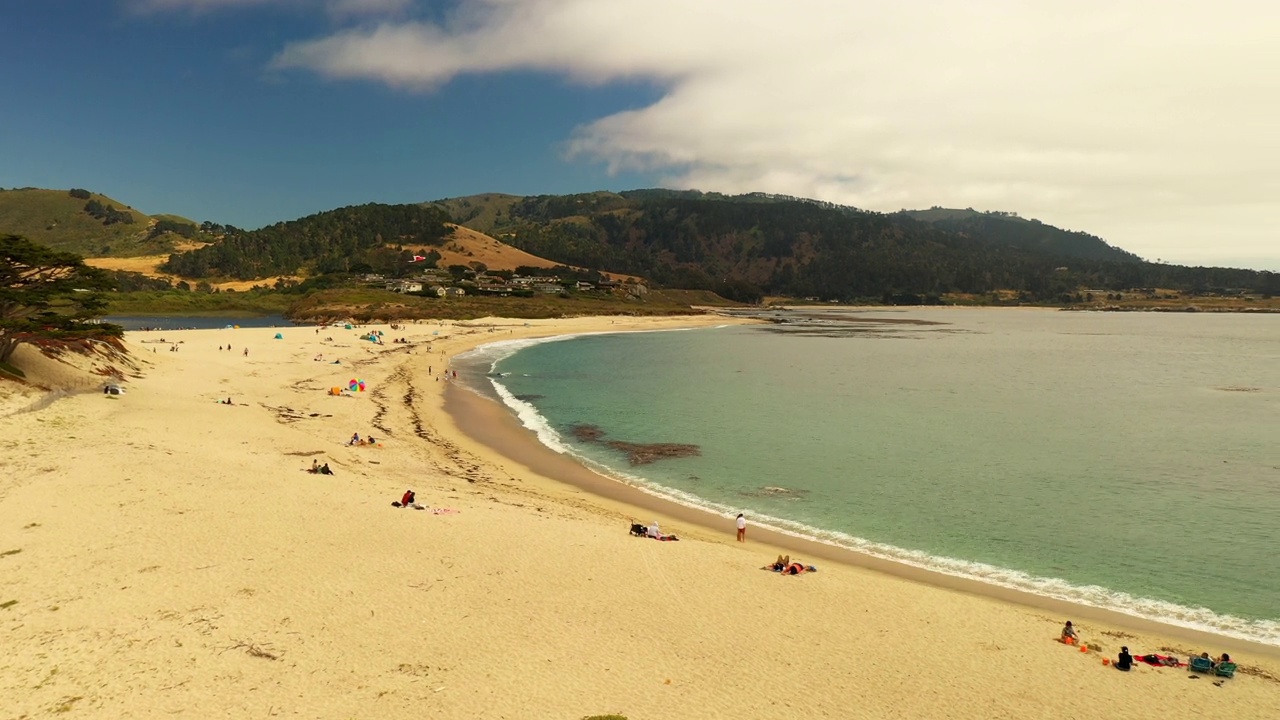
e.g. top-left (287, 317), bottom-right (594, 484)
top-left (1061, 621), bottom-right (1079, 644)
top-left (400, 490), bottom-right (416, 508)
top-left (310, 459), bottom-right (320, 473)
top-left (319, 463), bottom-right (333, 475)
top-left (348, 433), bottom-right (360, 446)
top-left (1217, 653), bottom-right (1230, 666)
top-left (1115, 646), bottom-right (1133, 672)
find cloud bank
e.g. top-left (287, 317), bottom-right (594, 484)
top-left (269, 0), bottom-right (1278, 265)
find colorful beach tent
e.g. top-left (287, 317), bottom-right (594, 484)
top-left (274, 333), bottom-right (283, 339)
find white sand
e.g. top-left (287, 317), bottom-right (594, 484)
top-left (2, 316), bottom-right (1277, 719)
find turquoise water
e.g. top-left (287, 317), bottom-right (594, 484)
top-left (457, 309), bottom-right (1280, 644)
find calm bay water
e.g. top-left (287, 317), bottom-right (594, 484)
top-left (105, 314), bottom-right (295, 330)
top-left (457, 309), bottom-right (1280, 644)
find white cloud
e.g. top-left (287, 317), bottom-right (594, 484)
top-left (273, 0), bottom-right (1279, 266)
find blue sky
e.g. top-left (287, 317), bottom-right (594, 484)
top-left (2, 1), bottom-right (1276, 270)
top-left (0, 1), bottom-right (659, 228)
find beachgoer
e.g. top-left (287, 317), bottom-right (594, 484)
top-left (310, 459), bottom-right (320, 473)
top-left (785, 562), bottom-right (806, 575)
top-left (736, 513), bottom-right (747, 542)
top-left (1116, 647), bottom-right (1133, 671)
top-left (647, 521), bottom-right (661, 539)
top-left (771, 555), bottom-right (790, 572)
top-left (1217, 653), bottom-right (1231, 666)
top-left (349, 433), bottom-right (360, 446)
top-left (243, 348), bottom-right (248, 357)
top-left (319, 463), bottom-right (333, 475)
top-left (400, 490), bottom-right (416, 508)
top-left (1061, 621), bottom-right (1078, 644)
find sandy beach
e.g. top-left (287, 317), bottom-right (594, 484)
top-left (2, 314), bottom-right (1278, 719)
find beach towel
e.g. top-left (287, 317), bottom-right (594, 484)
top-left (431, 508), bottom-right (459, 515)
top-left (1138, 654), bottom-right (1184, 667)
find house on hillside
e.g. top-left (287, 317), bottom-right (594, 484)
top-left (443, 287), bottom-right (466, 297)
top-left (426, 285), bottom-right (448, 297)
top-left (386, 280), bottom-right (423, 293)
top-left (575, 281), bottom-right (595, 291)
top-left (532, 283), bottom-right (563, 294)
top-left (511, 275), bottom-right (560, 287)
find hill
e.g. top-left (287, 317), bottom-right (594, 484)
top-left (109, 189), bottom-right (1280, 303)
top-left (420, 224), bottom-right (562, 271)
top-left (426, 193), bottom-right (523, 236)
top-left (433, 190), bottom-right (1275, 302)
top-left (161, 202), bottom-right (453, 280)
top-left (0, 187), bottom-right (207, 257)
top-left (901, 208), bottom-right (1140, 263)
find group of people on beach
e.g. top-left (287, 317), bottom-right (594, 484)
top-left (1060, 621), bottom-right (1234, 675)
top-left (347, 432), bottom-right (378, 446)
top-left (308, 459), bottom-right (334, 475)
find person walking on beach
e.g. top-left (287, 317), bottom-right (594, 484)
top-left (736, 513), bottom-right (747, 542)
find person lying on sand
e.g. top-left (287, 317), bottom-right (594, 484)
top-left (769, 555), bottom-right (790, 572)
top-left (781, 562), bottom-right (816, 575)
top-left (643, 521), bottom-right (679, 541)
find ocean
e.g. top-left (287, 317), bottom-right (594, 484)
top-left (454, 308), bottom-right (1280, 645)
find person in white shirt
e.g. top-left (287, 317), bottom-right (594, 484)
top-left (736, 513), bottom-right (747, 542)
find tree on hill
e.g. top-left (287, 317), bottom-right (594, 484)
top-left (83, 199), bottom-right (135, 226)
top-left (162, 203), bottom-right (451, 280)
top-left (0, 235), bottom-right (116, 364)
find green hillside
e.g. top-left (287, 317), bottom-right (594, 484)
top-left (901, 208), bottom-right (1140, 263)
top-left (425, 193), bottom-right (523, 235)
top-left (0, 187), bottom-right (202, 257)
top-left (162, 203), bottom-right (451, 280)
top-left (432, 190), bottom-right (1274, 302)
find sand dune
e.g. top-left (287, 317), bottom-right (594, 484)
top-left (1, 316), bottom-right (1277, 718)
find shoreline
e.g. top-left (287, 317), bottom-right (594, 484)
top-left (4, 312), bottom-right (1277, 718)
top-left (441, 334), bottom-right (1280, 659)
